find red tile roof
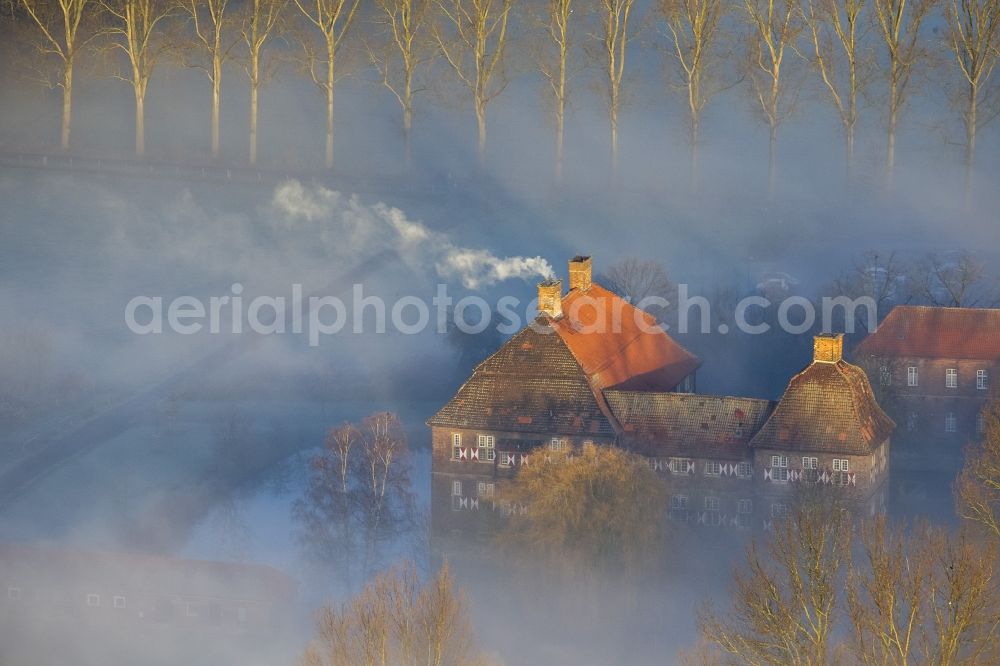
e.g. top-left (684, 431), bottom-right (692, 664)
top-left (551, 284), bottom-right (701, 392)
top-left (750, 359), bottom-right (895, 455)
top-left (856, 306), bottom-right (1000, 361)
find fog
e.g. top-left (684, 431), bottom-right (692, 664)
top-left (1, 1), bottom-right (998, 662)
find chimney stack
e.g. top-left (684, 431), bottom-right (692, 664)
top-left (537, 279), bottom-right (563, 319)
top-left (568, 255), bottom-right (593, 292)
top-left (813, 334), bottom-right (844, 363)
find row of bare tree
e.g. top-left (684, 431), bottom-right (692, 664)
top-left (5, 0), bottom-right (1000, 189)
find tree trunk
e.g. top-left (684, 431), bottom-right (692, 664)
top-left (249, 79), bottom-right (259, 166)
top-left (61, 64), bottom-right (73, 151)
top-left (768, 123), bottom-right (777, 200)
top-left (610, 103), bottom-right (619, 178)
top-left (135, 88), bottom-right (146, 157)
top-left (690, 114), bottom-right (700, 192)
top-left (555, 104), bottom-right (565, 184)
top-left (403, 73), bottom-right (413, 169)
top-left (886, 81), bottom-right (897, 190)
top-left (846, 122), bottom-right (855, 185)
top-left (965, 83), bottom-right (977, 203)
top-left (403, 105), bottom-right (412, 169)
top-left (475, 98), bottom-right (486, 165)
top-left (326, 56), bottom-right (335, 170)
top-left (212, 55), bottom-right (222, 159)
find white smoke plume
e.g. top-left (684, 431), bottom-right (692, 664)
top-left (271, 180), bottom-right (554, 289)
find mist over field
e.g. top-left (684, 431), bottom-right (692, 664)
top-left (1, 0), bottom-right (999, 663)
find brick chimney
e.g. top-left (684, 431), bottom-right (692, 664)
top-left (568, 255), bottom-right (592, 292)
top-left (537, 279), bottom-right (563, 319)
top-left (813, 333), bottom-right (844, 363)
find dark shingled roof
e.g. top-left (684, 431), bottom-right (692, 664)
top-left (427, 321), bottom-right (616, 436)
top-left (750, 359), bottom-right (895, 455)
top-left (855, 305), bottom-right (1000, 361)
top-left (605, 391), bottom-right (775, 460)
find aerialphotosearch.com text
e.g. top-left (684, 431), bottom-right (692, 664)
top-left (124, 283), bottom-right (878, 346)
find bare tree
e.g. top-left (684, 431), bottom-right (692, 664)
top-left (98, 0), bottom-right (175, 156)
top-left (910, 251), bottom-right (999, 307)
top-left (601, 256), bottom-right (674, 321)
top-left (944, 0), bottom-right (1000, 199)
top-left (432, 0), bottom-right (514, 164)
top-left (847, 517), bottom-right (933, 665)
top-left (500, 442), bottom-right (667, 573)
top-left (698, 497), bottom-right (852, 665)
top-left (367, 0), bottom-right (433, 165)
top-left (801, 0), bottom-right (871, 180)
top-left (871, 0), bottom-right (937, 188)
top-left (593, 0), bottom-right (637, 176)
top-left (829, 250), bottom-right (911, 331)
top-left (326, 422), bottom-right (360, 494)
top-left (305, 561), bottom-right (491, 666)
top-left (658, 0), bottom-right (729, 186)
top-left (958, 398), bottom-right (1000, 540)
top-left (181, 0), bottom-right (238, 159)
top-left (17, 0), bottom-right (97, 149)
top-left (532, 0), bottom-right (583, 182)
top-left (292, 0), bottom-right (362, 169)
top-left (360, 411), bottom-right (409, 527)
top-left (239, 0), bottom-right (286, 166)
top-left (742, 0), bottom-right (804, 197)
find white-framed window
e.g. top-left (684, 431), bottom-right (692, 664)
top-left (705, 460), bottom-right (722, 476)
top-left (549, 437), bottom-right (567, 452)
top-left (832, 459), bottom-right (849, 472)
top-left (113, 596), bottom-right (126, 609)
top-left (771, 455), bottom-right (789, 468)
top-left (477, 482), bottom-right (495, 499)
top-left (737, 462), bottom-right (753, 478)
top-left (7, 587), bottom-right (20, 601)
top-left (86, 594), bottom-right (100, 608)
top-left (669, 458), bottom-right (694, 475)
top-left (978, 370), bottom-right (989, 390)
top-left (802, 457), bottom-right (818, 470)
top-left (879, 366), bottom-right (892, 386)
top-left (907, 411), bottom-right (918, 432)
top-left (499, 451), bottom-right (515, 467)
top-left (771, 503), bottom-right (788, 518)
top-left (451, 433), bottom-right (461, 460)
top-left (670, 494), bottom-right (689, 510)
top-left (737, 499), bottom-right (752, 514)
top-left (774, 468), bottom-right (790, 482)
top-left (946, 413), bottom-right (957, 433)
top-left (451, 480), bottom-right (462, 497)
top-left (908, 366), bottom-right (918, 387)
top-left (946, 368), bottom-right (958, 388)
top-left (705, 496), bottom-right (720, 511)
top-left (477, 434), bottom-right (496, 461)
top-left (978, 413), bottom-right (987, 434)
